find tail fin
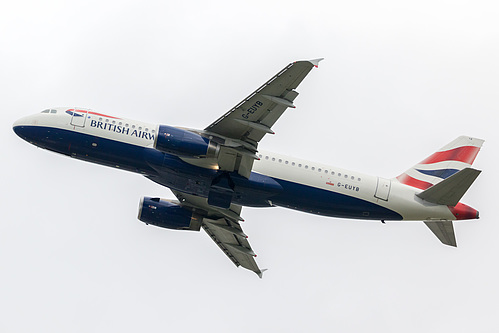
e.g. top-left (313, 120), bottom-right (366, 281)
top-left (396, 136), bottom-right (484, 190)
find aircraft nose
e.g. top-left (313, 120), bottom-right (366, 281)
top-left (13, 117), bottom-right (25, 136)
top-left (13, 115), bottom-right (36, 141)
top-left (13, 116), bottom-right (26, 130)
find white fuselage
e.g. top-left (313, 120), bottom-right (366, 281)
top-left (13, 109), bottom-right (464, 222)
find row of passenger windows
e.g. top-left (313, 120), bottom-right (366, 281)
top-left (258, 154), bottom-right (362, 181)
top-left (96, 117), bottom-right (155, 133)
top-left (41, 110), bottom-right (155, 134)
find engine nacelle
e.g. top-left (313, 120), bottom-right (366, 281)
top-left (138, 196), bottom-right (202, 231)
top-left (154, 125), bottom-right (218, 158)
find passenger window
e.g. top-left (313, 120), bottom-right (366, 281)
top-left (292, 162), bottom-right (295, 166)
top-left (324, 170), bottom-right (328, 174)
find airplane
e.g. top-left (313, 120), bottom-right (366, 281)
top-left (13, 59), bottom-right (483, 277)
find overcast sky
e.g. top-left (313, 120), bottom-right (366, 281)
top-left (2, 1), bottom-right (498, 332)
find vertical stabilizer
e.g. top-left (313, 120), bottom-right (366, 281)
top-left (396, 136), bottom-right (484, 190)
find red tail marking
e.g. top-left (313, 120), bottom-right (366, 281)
top-left (420, 146), bottom-right (481, 165)
top-left (397, 174), bottom-right (433, 190)
top-left (449, 203), bottom-right (479, 220)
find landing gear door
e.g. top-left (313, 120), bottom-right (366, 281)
top-left (70, 108), bottom-right (88, 127)
top-left (375, 177), bottom-right (391, 201)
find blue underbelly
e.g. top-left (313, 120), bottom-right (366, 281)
top-left (269, 178), bottom-right (402, 220)
top-left (18, 125), bottom-right (402, 220)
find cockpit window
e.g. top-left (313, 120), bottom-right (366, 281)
top-left (50, 109), bottom-right (57, 114)
top-left (41, 109), bottom-right (50, 113)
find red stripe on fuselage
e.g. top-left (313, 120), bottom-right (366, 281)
top-left (396, 174), bottom-right (433, 190)
top-left (67, 109), bottom-right (121, 120)
top-left (87, 111), bottom-right (121, 119)
top-left (420, 146), bottom-right (480, 165)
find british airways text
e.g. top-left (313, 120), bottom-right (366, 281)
top-left (90, 120), bottom-right (155, 140)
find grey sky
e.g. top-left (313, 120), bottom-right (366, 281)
top-left (2, 1), bottom-right (498, 332)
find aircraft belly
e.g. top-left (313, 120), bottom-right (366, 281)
top-left (270, 177), bottom-right (403, 220)
top-left (17, 125), bottom-right (159, 174)
top-left (24, 126), bottom-right (279, 206)
top-left (17, 126), bottom-right (461, 222)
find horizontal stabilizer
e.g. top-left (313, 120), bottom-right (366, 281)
top-left (416, 168), bottom-right (481, 206)
top-left (424, 221), bottom-right (457, 247)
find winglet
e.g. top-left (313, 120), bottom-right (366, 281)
top-left (309, 58), bottom-right (324, 68)
top-left (257, 269), bottom-right (268, 279)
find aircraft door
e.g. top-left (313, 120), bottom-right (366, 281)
top-left (375, 177), bottom-right (391, 201)
top-left (70, 108), bottom-right (88, 127)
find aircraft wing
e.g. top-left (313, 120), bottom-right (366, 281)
top-left (203, 58), bottom-right (322, 178)
top-left (172, 190), bottom-right (266, 277)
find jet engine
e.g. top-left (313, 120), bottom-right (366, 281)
top-left (154, 125), bottom-right (219, 158)
top-left (138, 196), bottom-right (202, 231)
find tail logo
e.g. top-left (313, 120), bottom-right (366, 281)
top-left (397, 136), bottom-right (483, 190)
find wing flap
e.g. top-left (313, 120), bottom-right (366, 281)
top-left (202, 218), bottom-right (262, 276)
top-left (171, 190), bottom-right (265, 277)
